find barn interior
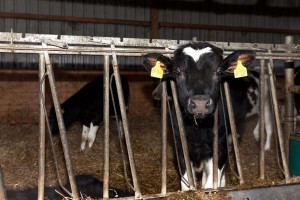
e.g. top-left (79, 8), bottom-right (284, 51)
top-left (1, 0), bottom-right (300, 199)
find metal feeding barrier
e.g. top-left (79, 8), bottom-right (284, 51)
top-left (0, 31), bottom-right (300, 199)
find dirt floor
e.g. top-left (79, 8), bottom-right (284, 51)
top-left (0, 110), bottom-right (299, 199)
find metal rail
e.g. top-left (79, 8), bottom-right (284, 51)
top-left (38, 53), bottom-right (46, 200)
top-left (259, 59), bottom-right (266, 180)
top-left (0, 32), bottom-right (299, 59)
top-left (170, 80), bottom-right (196, 190)
top-left (161, 81), bottom-right (168, 194)
top-left (0, 167), bottom-right (7, 200)
top-left (223, 82), bottom-right (244, 184)
top-left (111, 45), bottom-right (142, 198)
top-left (268, 58), bottom-right (291, 183)
top-left (42, 44), bottom-right (79, 199)
top-left (103, 55), bottom-right (110, 198)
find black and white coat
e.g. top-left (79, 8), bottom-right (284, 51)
top-left (144, 42), bottom-right (256, 190)
top-left (48, 75), bottom-right (130, 150)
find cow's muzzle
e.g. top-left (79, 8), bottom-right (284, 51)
top-left (187, 95), bottom-right (214, 118)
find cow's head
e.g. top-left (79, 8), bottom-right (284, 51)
top-left (143, 42), bottom-right (256, 120)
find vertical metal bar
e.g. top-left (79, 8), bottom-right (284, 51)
top-left (268, 58), bottom-right (291, 183)
top-left (170, 80), bottom-right (196, 190)
top-left (42, 44), bottom-right (79, 199)
top-left (213, 105), bottom-right (218, 189)
top-left (38, 53), bottom-right (46, 200)
top-left (284, 36), bottom-right (295, 161)
top-left (111, 46), bottom-right (142, 198)
top-left (223, 82), bottom-right (244, 184)
top-left (103, 55), bottom-right (110, 198)
top-left (259, 59), bottom-right (265, 180)
top-left (161, 81), bottom-right (168, 194)
top-left (0, 167), bottom-right (7, 200)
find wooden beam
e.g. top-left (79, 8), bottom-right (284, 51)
top-left (1, 12), bottom-right (300, 35)
top-left (159, 22), bottom-right (300, 35)
top-left (0, 12), bottom-right (150, 27)
top-left (150, 0), bottom-right (159, 39)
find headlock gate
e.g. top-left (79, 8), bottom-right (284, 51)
top-left (0, 31), bottom-right (299, 199)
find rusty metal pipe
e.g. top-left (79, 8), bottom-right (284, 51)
top-left (38, 53), bottom-right (46, 200)
top-left (170, 80), bottom-right (196, 190)
top-left (161, 81), bottom-right (168, 194)
top-left (284, 36), bottom-right (295, 160)
top-left (259, 59), bottom-right (266, 180)
top-left (267, 58), bottom-right (291, 183)
top-left (223, 82), bottom-right (244, 184)
top-left (111, 45), bottom-right (142, 198)
top-left (111, 90), bottom-right (133, 190)
top-left (289, 85), bottom-right (300, 94)
top-left (103, 55), bottom-right (110, 198)
top-left (213, 106), bottom-right (218, 189)
top-left (42, 44), bottom-right (79, 199)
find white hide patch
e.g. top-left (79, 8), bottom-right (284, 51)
top-left (80, 125), bottom-right (90, 151)
top-left (88, 122), bottom-right (99, 148)
top-left (201, 158), bottom-right (225, 189)
top-left (181, 165), bottom-right (197, 191)
top-left (183, 47), bottom-right (212, 62)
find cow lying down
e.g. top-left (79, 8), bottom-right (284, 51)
top-left (48, 75), bottom-right (130, 150)
top-left (6, 175), bottom-right (133, 199)
top-left (143, 42), bottom-right (256, 190)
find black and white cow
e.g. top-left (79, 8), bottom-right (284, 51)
top-left (151, 68), bottom-right (274, 151)
top-left (245, 71), bottom-right (274, 150)
top-left (5, 175), bottom-right (133, 199)
top-left (143, 42), bottom-right (256, 189)
top-left (48, 75), bottom-right (130, 150)
top-left (249, 66), bottom-right (300, 151)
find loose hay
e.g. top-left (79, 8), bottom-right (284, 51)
top-left (0, 112), bottom-right (299, 199)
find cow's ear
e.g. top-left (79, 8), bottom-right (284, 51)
top-left (221, 50), bottom-right (256, 74)
top-left (142, 53), bottom-right (172, 75)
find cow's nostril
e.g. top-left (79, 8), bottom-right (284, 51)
top-left (206, 99), bottom-right (213, 108)
top-left (190, 101), bottom-right (196, 109)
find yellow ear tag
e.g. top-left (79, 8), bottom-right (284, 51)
top-left (61, 109), bottom-right (65, 114)
top-left (234, 60), bottom-right (248, 78)
top-left (151, 61), bottom-right (163, 79)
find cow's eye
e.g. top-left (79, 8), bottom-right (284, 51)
top-left (216, 67), bottom-right (223, 75)
top-left (174, 68), bottom-right (181, 75)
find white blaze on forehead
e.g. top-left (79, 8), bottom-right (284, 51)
top-left (183, 47), bottom-right (212, 62)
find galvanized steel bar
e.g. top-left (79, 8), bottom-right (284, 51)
top-left (259, 59), bottom-right (266, 180)
top-left (103, 55), bottom-right (110, 198)
top-left (0, 32), bottom-right (299, 52)
top-left (38, 53), bottom-right (46, 200)
top-left (170, 80), bottom-right (196, 190)
top-left (0, 44), bottom-right (300, 60)
top-left (213, 106), bottom-right (219, 189)
top-left (161, 81), bottom-right (168, 194)
top-left (223, 82), bottom-right (244, 184)
top-left (111, 45), bottom-right (142, 198)
top-left (42, 43), bottom-right (79, 199)
top-left (268, 58), bottom-right (291, 183)
top-left (0, 167), bottom-right (7, 200)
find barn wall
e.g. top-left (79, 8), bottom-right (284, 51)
top-left (0, 69), bottom-right (157, 123)
top-left (0, 0), bottom-right (300, 69)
